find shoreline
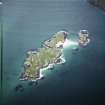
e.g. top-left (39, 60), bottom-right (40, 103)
top-left (27, 54), bottom-right (66, 82)
top-left (20, 31), bottom-right (69, 82)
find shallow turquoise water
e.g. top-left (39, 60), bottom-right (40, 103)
top-left (2, 0), bottom-right (105, 105)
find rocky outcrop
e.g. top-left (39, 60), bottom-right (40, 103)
top-left (88, 0), bottom-right (105, 11)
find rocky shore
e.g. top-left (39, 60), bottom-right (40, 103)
top-left (88, 0), bottom-right (105, 11)
top-left (20, 31), bottom-right (69, 81)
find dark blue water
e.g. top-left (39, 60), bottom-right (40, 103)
top-left (2, 0), bottom-right (105, 105)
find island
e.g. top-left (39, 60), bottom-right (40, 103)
top-left (78, 30), bottom-right (90, 46)
top-left (20, 31), bottom-right (69, 81)
top-left (19, 30), bottom-right (90, 82)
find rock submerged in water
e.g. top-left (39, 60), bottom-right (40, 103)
top-left (28, 81), bottom-right (38, 86)
top-left (28, 81), bottom-right (35, 86)
top-left (72, 47), bottom-right (79, 55)
top-left (14, 84), bottom-right (24, 92)
top-left (72, 47), bottom-right (79, 51)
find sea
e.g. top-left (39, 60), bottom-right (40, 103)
top-left (1, 0), bottom-right (105, 105)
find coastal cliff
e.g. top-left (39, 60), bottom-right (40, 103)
top-left (88, 0), bottom-right (105, 11)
